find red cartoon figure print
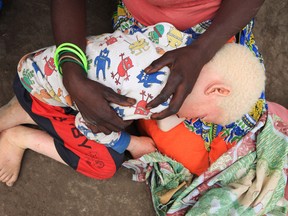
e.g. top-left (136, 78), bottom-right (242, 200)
top-left (111, 53), bottom-right (134, 85)
top-left (100, 35), bottom-right (122, 46)
top-left (43, 56), bottom-right (57, 77)
top-left (134, 90), bottom-right (153, 116)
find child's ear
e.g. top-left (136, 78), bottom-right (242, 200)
top-left (205, 84), bottom-right (231, 96)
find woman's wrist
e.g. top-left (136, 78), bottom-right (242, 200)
top-left (193, 0), bottom-right (264, 63)
top-left (193, 29), bottom-right (225, 63)
top-left (186, 39), bottom-right (213, 68)
top-left (62, 62), bottom-right (88, 97)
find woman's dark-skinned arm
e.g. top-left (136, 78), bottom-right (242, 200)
top-left (145, 0), bottom-right (265, 120)
top-left (51, 0), bottom-right (135, 134)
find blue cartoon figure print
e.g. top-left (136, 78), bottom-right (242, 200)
top-left (136, 69), bottom-right (165, 88)
top-left (94, 48), bottom-right (111, 80)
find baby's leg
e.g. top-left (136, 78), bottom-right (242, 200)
top-left (0, 96), bottom-right (36, 132)
top-left (126, 135), bottom-right (156, 159)
top-left (0, 125), bottom-right (66, 187)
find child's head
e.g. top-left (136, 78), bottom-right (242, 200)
top-left (178, 43), bottom-right (265, 125)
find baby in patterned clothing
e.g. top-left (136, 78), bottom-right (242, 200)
top-left (17, 22), bottom-right (265, 157)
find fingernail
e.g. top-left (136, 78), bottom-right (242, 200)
top-left (128, 98), bottom-right (136, 104)
top-left (146, 102), bottom-right (152, 109)
top-left (151, 116), bottom-right (159, 120)
top-left (145, 66), bottom-right (152, 72)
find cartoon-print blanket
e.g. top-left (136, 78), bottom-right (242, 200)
top-left (123, 105), bottom-right (288, 216)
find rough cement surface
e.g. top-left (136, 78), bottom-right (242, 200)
top-left (0, 0), bottom-right (287, 215)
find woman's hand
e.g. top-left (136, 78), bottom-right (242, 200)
top-left (62, 63), bottom-right (136, 134)
top-left (144, 0), bottom-right (265, 121)
top-left (145, 44), bottom-right (207, 120)
top-left (52, 1), bottom-right (134, 134)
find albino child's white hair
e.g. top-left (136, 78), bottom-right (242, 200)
top-left (206, 43), bottom-right (265, 125)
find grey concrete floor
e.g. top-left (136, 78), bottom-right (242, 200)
top-left (0, 0), bottom-right (287, 216)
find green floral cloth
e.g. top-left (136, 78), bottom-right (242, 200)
top-left (123, 110), bottom-right (288, 216)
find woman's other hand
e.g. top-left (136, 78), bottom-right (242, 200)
top-left (144, 0), bottom-right (265, 120)
top-left (62, 63), bottom-right (136, 134)
top-left (145, 44), bottom-right (207, 120)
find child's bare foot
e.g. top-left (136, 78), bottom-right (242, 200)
top-left (0, 128), bottom-right (26, 187)
top-left (127, 136), bottom-right (156, 159)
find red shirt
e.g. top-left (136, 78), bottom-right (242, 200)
top-left (123, 0), bottom-right (222, 30)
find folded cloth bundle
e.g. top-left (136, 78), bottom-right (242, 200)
top-left (123, 102), bottom-right (288, 216)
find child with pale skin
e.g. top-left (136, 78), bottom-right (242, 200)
top-left (0, 41), bottom-right (264, 187)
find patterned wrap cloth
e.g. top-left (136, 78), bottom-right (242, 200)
top-left (123, 107), bottom-right (288, 215)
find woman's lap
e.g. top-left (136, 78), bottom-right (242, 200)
top-left (12, 2), bottom-right (267, 179)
